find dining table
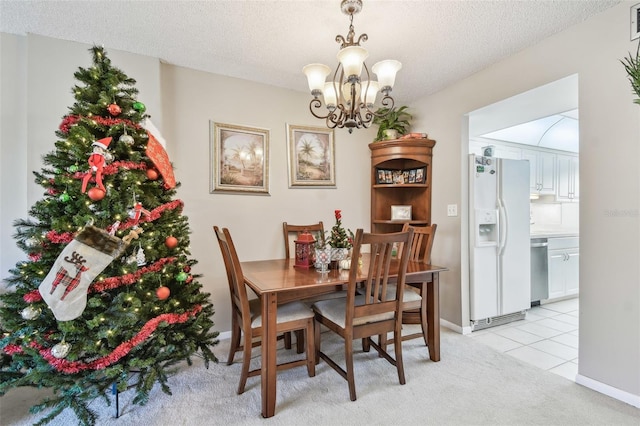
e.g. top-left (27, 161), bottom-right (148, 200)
top-left (240, 253), bottom-right (447, 418)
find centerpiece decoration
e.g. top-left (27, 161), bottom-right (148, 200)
top-left (328, 210), bottom-right (354, 268)
top-left (313, 231), bottom-right (331, 273)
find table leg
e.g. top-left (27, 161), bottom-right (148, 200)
top-left (261, 291), bottom-right (278, 417)
top-left (426, 272), bottom-right (440, 362)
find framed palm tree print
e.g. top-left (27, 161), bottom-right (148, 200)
top-left (286, 124), bottom-right (336, 188)
top-left (210, 122), bottom-right (269, 194)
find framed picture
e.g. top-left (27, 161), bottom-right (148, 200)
top-left (287, 124), bottom-right (335, 187)
top-left (210, 122), bottom-right (269, 194)
top-left (377, 169), bottom-right (386, 184)
top-left (415, 167), bottom-right (425, 183)
top-left (391, 205), bottom-right (412, 221)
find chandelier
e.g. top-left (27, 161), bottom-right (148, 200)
top-left (303, 0), bottom-right (401, 133)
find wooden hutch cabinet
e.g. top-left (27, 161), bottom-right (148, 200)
top-left (369, 138), bottom-right (436, 233)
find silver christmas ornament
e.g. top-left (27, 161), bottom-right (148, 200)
top-left (20, 305), bottom-right (41, 320)
top-left (119, 134), bottom-right (134, 145)
top-left (51, 341), bottom-right (71, 359)
top-left (136, 246), bottom-right (146, 266)
top-left (25, 237), bottom-right (39, 248)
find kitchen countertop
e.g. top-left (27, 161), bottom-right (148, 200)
top-left (530, 228), bottom-right (579, 239)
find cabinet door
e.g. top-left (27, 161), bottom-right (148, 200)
top-left (565, 248), bottom-right (579, 295)
top-left (570, 156), bottom-right (579, 200)
top-left (556, 154), bottom-right (578, 201)
top-left (521, 150), bottom-right (538, 193)
top-left (547, 249), bottom-right (566, 299)
top-left (538, 151), bottom-right (556, 194)
top-left (556, 154), bottom-right (572, 201)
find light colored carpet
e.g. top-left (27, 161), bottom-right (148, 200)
top-left (1, 327), bottom-right (638, 425)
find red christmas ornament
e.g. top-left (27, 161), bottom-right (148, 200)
top-left (146, 168), bottom-right (159, 180)
top-left (156, 286), bottom-right (170, 300)
top-left (107, 103), bottom-right (121, 116)
top-left (165, 236), bottom-right (178, 249)
top-left (183, 265), bottom-right (191, 273)
top-left (87, 187), bottom-right (106, 201)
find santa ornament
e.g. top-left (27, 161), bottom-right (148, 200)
top-left (81, 137), bottom-right (113, 194)
top-left (38, 226), bottom-right (141, 321)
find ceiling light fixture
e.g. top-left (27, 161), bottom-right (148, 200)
top-left (303, 0), bottom-right (401, 133)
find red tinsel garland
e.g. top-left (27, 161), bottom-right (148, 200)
top-left (71, 161), bottom-right (148, 181)
top-left (18, 305), bottom-right (202, 373)
top-left (117, 200), bottom-right (184, 231)
top-left (45, 230), bottom-right (74, 244)
top-left (23, 257), bottom-right (177, 303)
top-left (59, 115), bottom-right (141, 135)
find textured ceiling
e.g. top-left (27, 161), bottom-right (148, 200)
top-left (0, 1), bottom-right (620, 104)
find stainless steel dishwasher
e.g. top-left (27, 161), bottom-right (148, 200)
top-left (530, 238), bottom-right (549, 305)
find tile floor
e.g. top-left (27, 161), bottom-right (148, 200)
top-left (468, 297), bottom-right (579, 381)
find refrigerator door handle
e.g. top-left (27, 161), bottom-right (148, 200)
top-left (498, 200), bottom-right (508, 256)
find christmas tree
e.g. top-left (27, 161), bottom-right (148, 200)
top-left (0, 46), bottom-right (218, 425)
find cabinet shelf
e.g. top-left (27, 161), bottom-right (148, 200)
top-left (370, 138), bottom-right (436, 234)
top-left (372, 183), bottom-right (428, 189)
top-left (372, 219), bottom-right (430, 225)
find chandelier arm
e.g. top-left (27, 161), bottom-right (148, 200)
top-left (356, 34), bottom-right (368, 45)
top-left (308, 98), bottom-right (333, 120)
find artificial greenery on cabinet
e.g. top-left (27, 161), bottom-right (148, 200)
top-left (0, 46), bottom-right (218, 425)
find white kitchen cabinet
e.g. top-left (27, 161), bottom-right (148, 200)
top-left (547, 238), bottom-right (579, 300)
top-left (556, 154), bottom-right (579, 201)
top-left (522, 149), bottom-right (556, 195)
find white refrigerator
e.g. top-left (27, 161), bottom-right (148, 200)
top-left (469, 154), bottom-right (530, 328)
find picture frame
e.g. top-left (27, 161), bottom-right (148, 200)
top-left (287, 124), bottom-right (336, 187)
top-left (391, 205), bottom-right (412, 221)
top-left (210, 121), bottom-right (269, 194)
top-left (415, 167), bottom-right (425, 183)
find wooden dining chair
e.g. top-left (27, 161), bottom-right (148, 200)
top-left (312, 227), bottom-right (414, 401)
top-left (282, 221), bottom-right (325, 352)
top-left (382, 223), bottom-right (438, 351)
top-left (213, 226), bottom-right (315, 394)
top-left (282, 221), bottom-right (324, 260)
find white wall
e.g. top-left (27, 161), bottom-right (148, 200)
top-left (0, 34), bottom-right (27, 287)
top-left (413, 1), bottom-right (639, 405)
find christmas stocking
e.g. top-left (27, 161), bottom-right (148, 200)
top-left (39, 226), bottom-right (130, 321)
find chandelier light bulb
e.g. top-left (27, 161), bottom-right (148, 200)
top-left (361, 80), bottom-right (379, 107)
top-left (323, 82), bottom-right (338, 109)
top-left (303, 64), bottom-right (331, 97)
top-left (337, 46), bottom-right (369, 79)
top-left (372, 60), bottom-right (402, 93)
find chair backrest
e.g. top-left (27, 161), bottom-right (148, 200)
top-left (346, 228), bottom-right (414, 328)
top-left (282, 221), bottom-right (324, 259)
top-left (400, 223), bottom-right (437, 264)
top-left (214, 226), bottom-right (252, 327)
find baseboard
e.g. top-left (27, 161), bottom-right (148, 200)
top-left (575, 374), bottom-right (640, 408)
top-left (440, 318), bottom-right (472, 335)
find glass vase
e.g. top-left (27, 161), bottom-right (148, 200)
top-left (314, 247), bottom-right (331, 273)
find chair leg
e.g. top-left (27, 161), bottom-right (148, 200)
top-left (345, 338), bottom-right (356, 401)
top-left (237, 333), bottom-right (253, 394)
top-left (305, 322), bottom-right (316, 377)
top-left (314, 318), bottom-right (321, 365)
top-left (394, 324), bottom-right (406, 386)
top-left (284, 331), bottom-right (292, 349)
top-left (227, 314), bottom-right (241, 365)
top-left (420, 304), bottom-right (429, 347)
top-left (295, 330), bottom-right (305, 354)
